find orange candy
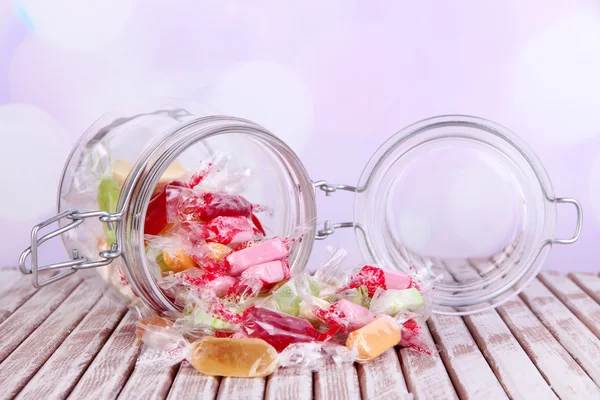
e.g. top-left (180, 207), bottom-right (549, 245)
top-left (346, 315), bottom-right (401, 362)
top-left (162, 249), bottom-right (196, 272)
top-left (207, 242), bottom-right (233, 262)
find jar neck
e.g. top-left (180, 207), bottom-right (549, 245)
top-left (116, 116), bottom-right (317, 314)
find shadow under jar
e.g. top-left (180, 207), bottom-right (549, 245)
top-left (20, 101), bottom-right (582, 317)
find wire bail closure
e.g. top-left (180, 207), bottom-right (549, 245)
top-left (19, 209), bottom-right (122, 288)
top-left (313, 180), bottom-right (356, 239)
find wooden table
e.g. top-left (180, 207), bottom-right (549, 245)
top-left (1, 268), bottom-right (599, 400)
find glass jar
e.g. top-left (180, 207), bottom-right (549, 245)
top-left (19, 100), bottom-right (582, 316)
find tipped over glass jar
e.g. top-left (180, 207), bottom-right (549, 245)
top-left (19, 99), bottom-right (582, 318)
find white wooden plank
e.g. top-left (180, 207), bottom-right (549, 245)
top-left (0, 280), bottom-right (103, 400)
top-left (167, 364), bottom-right (220, 400)
top-left (16, 294), bottom-right (127, 400)
top-left (539, 271), bottom-right (600, 339)
top-left (569, 272), bottom-right (600, 303)
top-left (265, 367), bottom-right (312, 400)
top-left (69, 311), bottom-right (142, 399)
top-left (314, 360), bottom-right (360, 400)
top-left (444, 262), bottom-right (557, 400)
top-left (520, 278), bottom-right (600, 386)
top-left (497, 297), bottom-right (600, 399)
top-left (117, 363), bottom-right (179, 400)
top-left (357, 348), bottom-right (410, 400)
top-left (0, 273), bottom-right (38, 324)
top-left (0, 268), bottom-right (23, 288)
top-left (217, 377), bottom-right (266, 400)
top-left (399, 318), bottom-right (459, 400)
top-left (427, 312), bottom-right (508, 399)
top-left (463, 310), bottom-right (557, 400)
top-left (0, 275), bottom-right (81, 363)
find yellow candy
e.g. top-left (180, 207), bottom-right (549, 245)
top-left (112, 159), bottom-right (186, 191)
top-left (190, 337), bottom-right (279, 377)
top-left (163, 249), bottom-right (196, 272)
top-left (207, 242), bottom-right (232, 262)
top-left (346, 315), bottom-right (401, 362)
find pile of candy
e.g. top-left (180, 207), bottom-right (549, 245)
top-left (97, 155), bottom-right (433, 378)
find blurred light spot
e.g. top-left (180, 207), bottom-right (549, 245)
top-left (516, 11), bottom-right (600, 144)
top-left (0, 104), bottom-right (73, 221)
top-left (589, 153), bottom-right (600, 224)
top-left (211, 61), bottom-right (315, 153)
top-left (16, 0), bottom-right (135, 51)
top-left (12, 0), bottom-right (34, 28)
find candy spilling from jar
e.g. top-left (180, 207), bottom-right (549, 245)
top-left (97, 157), bottom-right (433, 377)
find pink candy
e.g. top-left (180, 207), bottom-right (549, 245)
top-left (384, 270), bottom-right (412, 290)
top-left (313, 299), bottom-right (374, 332)
top-left (241, 260), bottom-right (290, 284)
top-left (227, 238), bottom-right (289, 276)
top-left (206, 216), bottom-right (253, 245)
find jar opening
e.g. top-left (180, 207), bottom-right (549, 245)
top-left (119, 117), bottom-right (316, 313)
top-left (354, 115), bottom-right (556, 315)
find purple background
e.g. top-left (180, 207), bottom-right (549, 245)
top-left (1, 1), bottom-right (598, 274)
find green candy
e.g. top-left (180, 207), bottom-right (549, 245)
top-left (191, 309), bottom-right (234, 330)
top-left (373, 288), bottom-right (424, 316)
top-left (97, 177), bottom-right (120, 244)
top-left (307, 276), bottom-right (320, 297)
top-left (273, 284), bottom-right (302, 316)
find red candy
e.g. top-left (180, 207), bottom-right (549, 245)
top-left (341, 266), bottom-right (387, 297)
top-left (144, 186), bottom-right (168, 235)
top-left (180, 272), bottom-right (236, 297)
top-left (166, 185), bottom-right (252, 223)
top-left (226, 277), bottom-right (263, 303)
top-left (240, 307), bottom-right (321, 352)
top-left (400, 319), bottom-right (431, 355)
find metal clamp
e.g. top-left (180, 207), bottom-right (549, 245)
top-left (313, 180), bottom-right (356, 240)
top-left (552, 198), bottom-right (583, 245)
top-left (19, 209), bottom-right (122, 288)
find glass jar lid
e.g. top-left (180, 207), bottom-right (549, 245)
top-left (353, 115), bottom-right (582, 315)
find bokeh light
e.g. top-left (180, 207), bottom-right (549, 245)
top-left (15, 0), bottom-right (136, 51)
top-left (516, 11), bottom-right (600, 145)
top-left (211, 61), bottom-right (315, 153)
top-left (0, 104), bottom-right (73, 221)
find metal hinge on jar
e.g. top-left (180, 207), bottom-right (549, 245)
top-left (19, 210), bottom-right (122, 288)
top-left (313, 180), bottom-right (357, 240)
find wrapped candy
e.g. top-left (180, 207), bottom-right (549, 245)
top-left (227, 238), bottom-right (289, 276)
top-left (239, 307), bottom-right (322, 352)
top-left (312, 299), bottom-right (374, 333)
top-left (137, 323), bottom-right (278, 377)
top-left (346, 315), bottom-right (402, 362)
